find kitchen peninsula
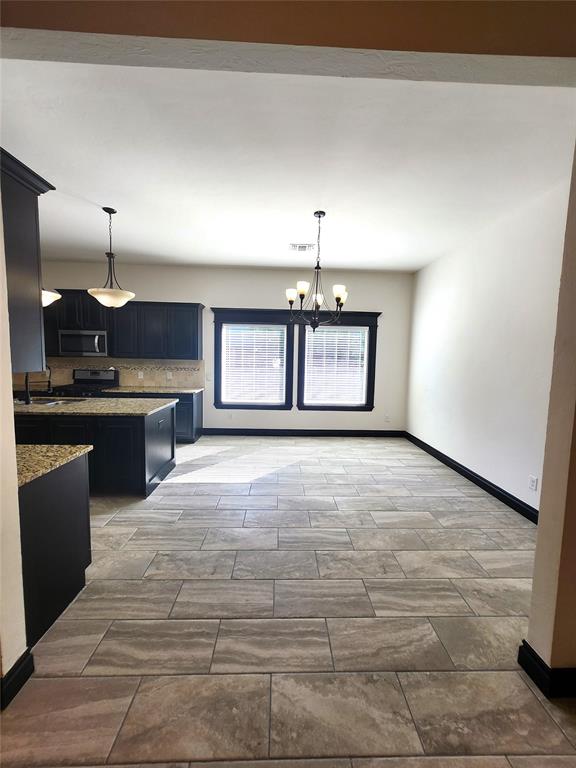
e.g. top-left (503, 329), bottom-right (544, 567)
top-left (14, 397), bottom-right (177, 496)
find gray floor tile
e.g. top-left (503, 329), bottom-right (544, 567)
top-left (452, 578), bottom-right (532, 616)
top-left (370, 510), bottom-right (441, 528)
top-left (250, 483), bottom-right (305, 496)
top-left (0, 677), bottom-right (139, 767)
top-left (144, 550), bottom-right (236, 579)
top-left (234, 550), bottom-right (319, 579)
top-left (353, 759), bottom-right (510, 767)
top-left (336, 497), bottom-right (397, 511)
top-left (244, 510), bottom-right (310, 527)
top-left (274, 580), bottom-right (374, 618)
top-left (316, 550), bottom-right (404, 579)
top-left (84, 619), bottom-right (219, 675)
top-left (328, 618), bottom-right (453, 671)
top-left (350, 529), bottom-right (427, 550)
top-left (399, 671), bottom-right (573, 754)
top-left (211, 618), bottom-right (333, 672)
top-left (90, 526), bottom-right (138, 551)
top-left (431, 616), bottom-right (529, 669)
top-left (219, 495), bottom-right (278, 509)
top-left (110, 674), bottom-right (270, 762)
top-left (202, 527), bottom-right (278, 550)
top-left (365, 579), bottom-right (474, 617)
top-left (416, 529), bottom-right (500, 550)
top-left (64, 580), bottom-right (181, 619)
top-left (171, 579), bottom-right (274, 618)
top-left (309, 511), bottom-right (377, 528)
top-left (86, 551), bottom-right (156, 580)
top-left (486, 529), bottom-right (538, 550)
top-left (468, 550), bottom-right (535, 577)
top-left (270, 672), bottom-right (422, 757)
top-left (108, 510), bottom-right (182, 525)
top-left (123, 525), bottom-right (208, 550)
top-left (32, 619), bottom-right (111, 676)
top-left (279, 528), bottom-right (352, 550)
top-left (178, 510), bottom-right (246, 526)
top-left (394, 551), bottom-right (489, 579)
top-left (279, 497), bottom-right (337, 511)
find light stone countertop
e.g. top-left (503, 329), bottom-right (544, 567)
top-left (102, 386), bottom-right (204, 394)
top-left (13, 397), bottom-right (179, 417)
top-left (16, 444), bottom-right (93, 487)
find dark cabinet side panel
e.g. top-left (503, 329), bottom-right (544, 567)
top-left (2, 173), bottom-right (45, 372)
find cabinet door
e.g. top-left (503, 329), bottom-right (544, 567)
top-left (138, 304), bottom-right (167, 358)
top-left (111, 303), bottom-right (139, 357)
top-left (81, 292), bottom-right (108, 330)
top-left (167, 305), bottom-right (200, 359)
top-left (57, 290), bottom-right (84, 330)
top-left (14, 416), bottom-right (51, 444)
top-left (97, 417), bottom-right (142, 493)
top-left (175, 400), bottom-right (194, 441)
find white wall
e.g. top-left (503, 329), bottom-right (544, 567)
top-left (408, 183), bottom-right (570, 507)
top-left (42, 261), bottom-right (413, 431)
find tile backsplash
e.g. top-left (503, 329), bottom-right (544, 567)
top-left (13, 357), bottom-right (205, 390)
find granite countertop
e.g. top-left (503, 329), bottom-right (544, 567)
top-left (102, 386), bottom-right (204, 394)
top-left (16, 444), bottom-right (93, 487)
top-left (13, 397), bottom-right (179, 417)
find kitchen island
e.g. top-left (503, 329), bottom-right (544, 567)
top-left (17, 444), bottom-right (92, 648)
top-left (14, 397), bottom-right (177, 496)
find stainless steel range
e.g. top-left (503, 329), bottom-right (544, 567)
top-left (54, 368), bottom-right (120, 397)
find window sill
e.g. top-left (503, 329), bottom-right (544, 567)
top-left (214, 402), bottom-right (293, 411)
top-left (297, 404), bottom-right (374, 412)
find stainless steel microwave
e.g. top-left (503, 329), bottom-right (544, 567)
top-left (58, 330), bottom-right (108, 356)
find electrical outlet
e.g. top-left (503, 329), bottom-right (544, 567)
top-left (528, 475), bottom-right (539, 492)
top-left (137, 371), bottom-right (144, 380)
top-left (166, 371), bottom-right (173, 380)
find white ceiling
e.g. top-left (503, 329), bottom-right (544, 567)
top-left (1, 59), bottom-right (575, 270)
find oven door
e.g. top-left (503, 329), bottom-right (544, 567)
top-left (58, 330), bottom-right (108, 356)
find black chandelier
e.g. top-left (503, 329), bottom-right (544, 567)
top-left (285, 211), bottom-right (348, 331)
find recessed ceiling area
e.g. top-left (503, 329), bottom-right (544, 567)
top-left (1, 58), bottom-right (575, 270)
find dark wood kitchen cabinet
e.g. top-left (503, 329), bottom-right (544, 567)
top-left (18, 452), bottom-right (91, 646)
top-left (14, 405), bottom-right (176, 496)
top-left (46, 296), bottom-right (203, 360)
top-left (1, 149), bottom-right (54, 372)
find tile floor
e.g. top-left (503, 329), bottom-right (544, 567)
top-left (2, 436), bottom-right (575, 768)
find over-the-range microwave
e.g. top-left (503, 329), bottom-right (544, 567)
top-left (58, 330), bottom-right (108, 356)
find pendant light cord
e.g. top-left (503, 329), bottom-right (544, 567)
top-left (108, 211), bottom-right (113, 253)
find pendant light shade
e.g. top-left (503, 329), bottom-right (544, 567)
top-left (88, 207), bottom-right (135, 308)
top-left (41, 288), bottom-right (62, 307)
top-left (87, 287), bottom-right (135, 308)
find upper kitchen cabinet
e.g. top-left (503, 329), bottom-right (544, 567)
top-left (46, 294), bottom-right (204, 360)
top-left (1, 149), bottom-right (54, 373)
top-left (167, 303), bottom-right (203, 359)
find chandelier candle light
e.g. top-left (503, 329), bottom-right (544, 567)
top-left (285, 211), bottom-right (347, 331)
top-left (87, 206), bottom-right (135, 308)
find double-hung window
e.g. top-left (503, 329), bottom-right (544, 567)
top-left (213, 309), bottom-right (294, 409)
top-left (297, 315), bottom-right (378, 411)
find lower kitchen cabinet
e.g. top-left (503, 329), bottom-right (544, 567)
top-left (18, 453), bottom-right (91, 646)
top-left (99, 391), bottom-right (203, 443)
top-left (14, 406), bottom-right (176, 496)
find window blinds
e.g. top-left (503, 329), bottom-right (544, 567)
top-left (303, 325), bottom-right (369, 406)
top-left (221, 323), bottom-right (287, 404)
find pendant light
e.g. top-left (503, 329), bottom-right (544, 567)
top-left (87, 206), bottom-right (135, 308)
top-left (285, 210), bottom-right (348, 331)
top-left (41, 289), bottom-right (62, 307)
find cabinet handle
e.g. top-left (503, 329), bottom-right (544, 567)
top-left (94, 334), bottom-right (100, 352)
top-left (158, 418), bottom-right (166, 426)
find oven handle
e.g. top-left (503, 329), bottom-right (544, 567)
top-left (94, 335), bottom-right (100, 352)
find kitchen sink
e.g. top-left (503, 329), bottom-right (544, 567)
top-left (14, 397), bottom-right (87, 406)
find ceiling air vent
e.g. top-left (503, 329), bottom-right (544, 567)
top-left (289, 243), bottom-right (315, 252)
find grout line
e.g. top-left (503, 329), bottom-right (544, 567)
top-left (395, 670), bottom-right (427, 756)
top-left (104, 674), bottom-right (143, 764)
top-left (324, 617), bottom-right (336, 672)
top-left (207, 618), bottom-right (222, 673)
